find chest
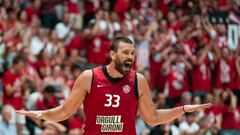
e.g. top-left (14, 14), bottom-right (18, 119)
top-left (91, 83), bottom-right (136, 109)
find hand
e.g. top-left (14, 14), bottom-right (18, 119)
top-left (183, 103), bottom-right (212, 113)
top-left (16, 110), bottom-right (44, 119)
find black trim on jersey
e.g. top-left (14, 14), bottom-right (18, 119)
top-left (134, 73), bottom-right (139, 100)
top-left (102, 66), bottom-right (123, 84)
top-left (90, 69), bottom-right (94, 93)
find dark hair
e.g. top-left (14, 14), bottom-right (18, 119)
top-left (185, 112), bottom-right (197, 117)
top-left (6, 7), bottom-right (15, 14)
top-left (44, 85), bottom-right (56, 93)
top-left (12, 55), bottom-right (23, 65)
top-left (195, 45), bottom-right (205, 53)
top-left (110, 36), bottom-right (134, 52)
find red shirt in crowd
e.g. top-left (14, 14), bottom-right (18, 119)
top-left (25, 6), bottom-right (40, 23)
top-left (156, 0), bottom-right (169, 15)
top-left (36, 96), bottom-right (58, 110)
top-left (84, 0), bottom-right (98, 14)
top-left (215, 59), bottom-right (236, 90)
top-left (235, 73), bottom-right (240, 90)
top-left (204, 103), bottom-right (223, 124)
top-left (66, 35), bottom-right (84, 54)
top-left (2, 70), bottom-right (24, 110)
top-left (66, 0), bottom-right (80, 14)
top-left (69, 117), bottom-right (85, 130)
top-left (114, 0), bottom-right (131, 20)
top-left (221, 104), bottom-right (240, 130)
top-left (85, 36), bottom-right (110, 65)
top-left (191, 59), bottom-right (211, 91)
top-left (150, 60), bottom-right (164, 90)
top-left (164, 63), bottom-right (188, 98)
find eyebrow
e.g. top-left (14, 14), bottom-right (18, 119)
top-left (121, 49), bottom-right (135, 53)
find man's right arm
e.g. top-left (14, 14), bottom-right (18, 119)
top-left (17, 70), bottom-right (92, 122)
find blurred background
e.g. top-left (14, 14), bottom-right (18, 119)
top-left (0, 0), bottom-right (239, 135)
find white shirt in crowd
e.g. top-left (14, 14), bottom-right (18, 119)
top-left (179, 121), bottom-right (200, 134)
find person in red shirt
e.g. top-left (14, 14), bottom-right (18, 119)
top-left (220, 90), bottom-right (239, 135)
top-left (2, 56), bottom-right (27, 135)
top-left (66, 0), bottom-right (82, 30)
top-left (68, 108), bottom-right (85, 135)
top-left (40, 0), bottom-right (61, 29)
top-left (24, 0), bottom-right (41, 23)
top-left (36, 85), bottom-right (59, 110)
top-left (161, 49), bottom-right (192, 107)
top-left (84, 10), bottom-right (111, 66)
top-left (17, 36), bottom-right (212, 135)
top-left (191, 45), bottom-right (212, 100)
top-left (83, 0), bottom-right (100, 27)
top-left (213, 46), bottom-right (236, 91)
top-left (235, 49), bottom-right (240, 105)
top-left (114, 0), bottom-right (131, 21)
top-left (149, 30), bottom-right (171, 90)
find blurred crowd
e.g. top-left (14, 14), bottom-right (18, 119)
top-left (0, 0), bottom-right (239, 135)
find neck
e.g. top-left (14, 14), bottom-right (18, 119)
top-left (106, 62), bottom-right (124, 78)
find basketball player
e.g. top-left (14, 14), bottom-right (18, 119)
top-left (17, 36), bottom-right (212, 134)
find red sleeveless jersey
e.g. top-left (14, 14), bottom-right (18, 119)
top-left (83, 66), bottom-right (139, 135)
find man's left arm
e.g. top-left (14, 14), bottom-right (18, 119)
top-left (137, 73), bottom-right (212, 126)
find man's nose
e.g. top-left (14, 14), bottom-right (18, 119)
top-left (127, 54), bottom-right (134, 61)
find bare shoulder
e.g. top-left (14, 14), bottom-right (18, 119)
top-left (136, 73), bottom-right (149, 97)
top-left (80, 69), bottom-right (93, 78)
top-left (136, 73), bottom-right (147, 82)
top-left (74, 69), bottom-right (93, 93)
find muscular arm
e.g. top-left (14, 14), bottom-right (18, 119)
top-left (137, 73), bottom-right (211, 126)
top-left (137, 73), bottom-right (185, 126)
top-left (17, 70), bottom-right (92, 122)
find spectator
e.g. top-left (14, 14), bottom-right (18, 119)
top-left (198, 116), bottom-right (213, 135)
top-left (66, 0), bottom-right (82, 30)
top-left (0, 105), bottom-right (17, 135)
top-left (68, 107), bottom-right (85, 135)
top-left (220, 90), bottom-right (239, 135)
top-left (235, 46), bottom-right (240, 104)
top-left (150, 123), bottom-right (172, 135)
top-left (41, 121), bottom-right (66, 135)
top-left (155, 92), bottom-right (169, 109)
top-left (84, 10), bottom-right (111, 65)
top-left (35, 86), bottom-right (59, 118)
top-left (175, 91), bottom-right (192, 107)
top-left (179, 112), bottom-right (200, 135)
top-left (135, 21), bottom-right (157, 80)
top-left (2, 56), bottom-right (26, 135)
top-left (43, 65), bottom-right (65, 94)
top-left (191, 44), bottom-right (212, 100)
top-left (30, 28), bottom-right (48, 56)
top-left (24, 0), bottom-right (41, 23)
top-left (40, 0), bottom-right (61, 29)
top-left (149, 29), bottom-right (171, 90)
top-left (213, 45), bottom-right (236, 91)
top-left (162, 49), bottom-right (191, 107)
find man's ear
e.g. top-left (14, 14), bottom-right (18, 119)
top-left (109, 50), bottom-right (116, 60)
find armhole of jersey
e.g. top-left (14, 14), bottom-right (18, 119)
top-left (89, 69), bottom-right (94, 94)
top-left (134, 73), bottom-right (139, 100)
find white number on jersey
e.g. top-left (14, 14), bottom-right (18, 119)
top-left (104, 94), bottom-right (120, 107)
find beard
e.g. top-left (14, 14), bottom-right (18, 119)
top-left (114, 56), bottom-right (133, 75)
